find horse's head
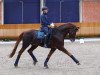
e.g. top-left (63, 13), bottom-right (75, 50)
top-left (68, 26), bottom-right (79, 42)
top-left (57, 23), bottom-right (79, 42)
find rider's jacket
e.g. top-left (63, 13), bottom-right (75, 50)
top-left (40, 13), bottom-right (51, 27)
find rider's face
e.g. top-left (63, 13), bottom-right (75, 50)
top-left (43, 9), bottom-right (48, 13)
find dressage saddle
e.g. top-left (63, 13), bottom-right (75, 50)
top-left (36, 30), bottom-right (51, 48)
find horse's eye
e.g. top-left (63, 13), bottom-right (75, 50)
top-left (76, 27), bottom-right (79, 31)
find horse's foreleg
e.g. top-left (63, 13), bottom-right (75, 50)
top-left (27, 45), bottom-right (38, 65)
top-left (58, 47), bottom-right (80, 65)
top-left (44, 48), bottom-right (56, 68)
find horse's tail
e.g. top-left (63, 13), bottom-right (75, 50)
top-left (9, 32), bottom-right (24, 58)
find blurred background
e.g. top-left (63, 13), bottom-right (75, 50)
top-left (0, 0), bottom-right (100, 39)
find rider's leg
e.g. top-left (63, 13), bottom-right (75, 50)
top-left (44, 27), bottom-right (49, 47)
top-left (45, 28), bottom-right (52, 46)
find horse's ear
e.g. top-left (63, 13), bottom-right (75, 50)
top-left (76, 27), bottom-right (80, 31)
top-left (77, 27), bottom-right (79, 29)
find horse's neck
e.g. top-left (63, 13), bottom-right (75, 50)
top-left (57, 26), bottom-right (69, 38)
top-left (56, 23), bottom-right (76, 38)
top-left (61, 29), bottom-right (69, 38)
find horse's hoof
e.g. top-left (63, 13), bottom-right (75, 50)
top-left (33, 61), bottom-right (38, 65)
top-left (44, 64), bottom-right (49, 69)
top-left (14, 63), bottom-right (18, 67)
top-left (77, 62), bottom-right (80, 65)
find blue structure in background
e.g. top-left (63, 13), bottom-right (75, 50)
top-left (4, 0), bottom-right (40, 24)
top-left (4, 0), bottom-right (79, 24)
top-left (46, 0), bottom-right (79, 23)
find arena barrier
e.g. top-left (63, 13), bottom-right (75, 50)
top-left (0, 22), bottom-right (100, 39)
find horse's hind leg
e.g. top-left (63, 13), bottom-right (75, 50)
top-left (44, 48), bottom-right (56, 68)
top-left (14, 42), bottom-right (30, 67)
top-left (58, 46), bottom-right (80, 65)
top-left (27, 45), bottom-right (38, 65)
top-left (14, 47), bottom-right (25, 67)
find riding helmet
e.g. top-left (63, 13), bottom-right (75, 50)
top-left (42, 6), bottom-right (48, 11)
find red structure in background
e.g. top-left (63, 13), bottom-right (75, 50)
top-left (82, 0), bottom-right (100, 22)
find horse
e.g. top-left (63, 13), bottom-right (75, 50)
top-left (9, 23), bottom-right (80, 68)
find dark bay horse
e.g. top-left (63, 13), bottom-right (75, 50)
top-left (9, 23), bottom-right (80, 68)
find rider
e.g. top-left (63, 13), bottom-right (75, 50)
top-left (40, 6), bottom-right (55, 47)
